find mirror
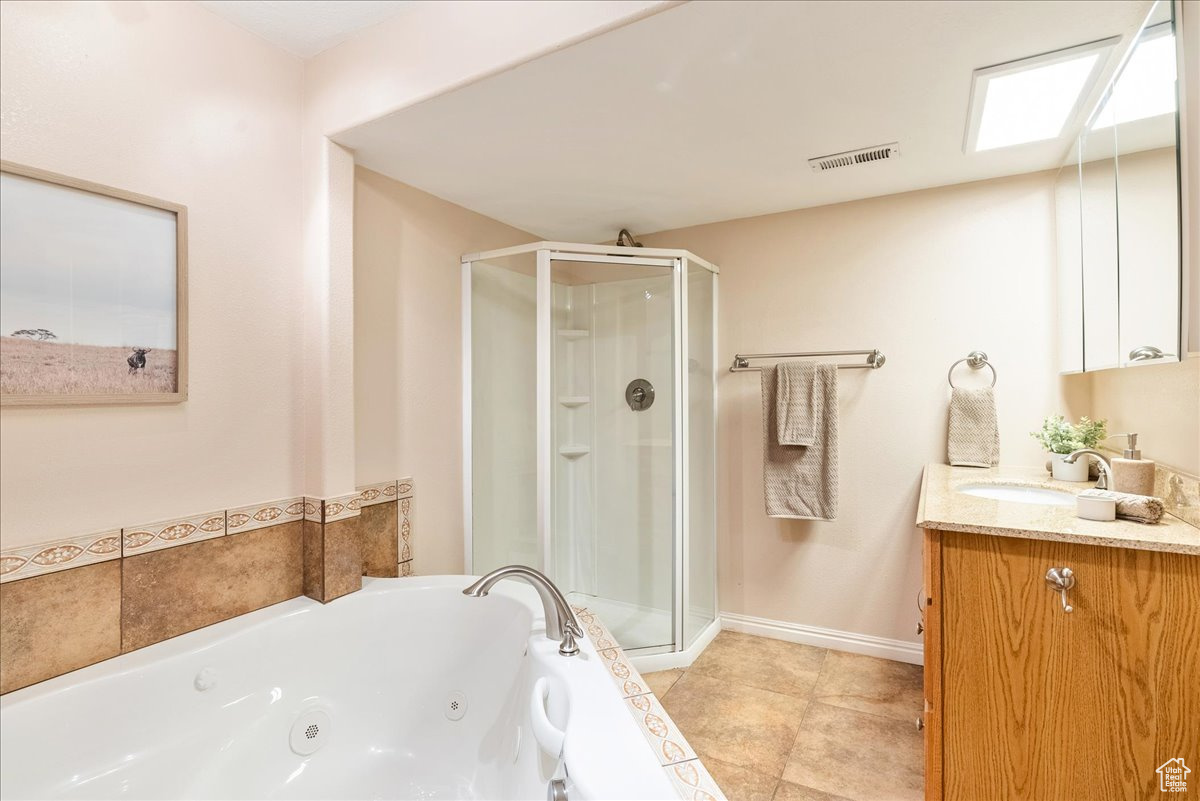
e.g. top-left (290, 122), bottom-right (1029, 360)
top-left (1057, 0), bottom-right (1183, 373)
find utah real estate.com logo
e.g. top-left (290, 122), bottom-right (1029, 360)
top-left (1158, 758), bottom-right (1191, 793)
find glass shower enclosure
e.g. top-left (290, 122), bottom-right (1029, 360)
top-left (462, 242), bottom-right (718, 657)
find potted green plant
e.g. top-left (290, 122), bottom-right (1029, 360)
top-left (1030, 415), bottom-right (1108, 481)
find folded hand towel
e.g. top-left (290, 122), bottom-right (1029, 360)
top-left (947, 387), bottom-right (999, 467)
top-left (1078, 489), bottom-right (1165, 524)
top-left (776, 362), bottom-right (822, 446)
top-left (761, 363), bottom-right (838, 520)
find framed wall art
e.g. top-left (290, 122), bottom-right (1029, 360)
top-left (0, 161), bottom-right (187, 405)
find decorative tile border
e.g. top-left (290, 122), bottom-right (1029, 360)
top-left (573, 605), bottom-right (726, 801)
top-left (400, 493), bottom-right (413, 563)
top-left (573, 606), bottom-right (649, 697)
top-left (227, 497), bottom-right (305, 535)
top-left (2, 480), bottom-right (409, 583)
top-left (399, 560), bottom-right (414, 577)
top-left (662, 759), bottom-right (723, 801)
top-left (625, 691), bottom-right (697, 766)
top-left (123, 511), bottom-right (226, 556)
top-left (354, 481), bottom-right (398, 509)
top-left (0, 530), bottom-right (121, 584)
top-left (322, 492), bottom-right (360, 524)
top-left (302, 496), bottom-right (324, 523)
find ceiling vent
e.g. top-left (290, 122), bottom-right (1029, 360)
top-left (808, 142), bottom-right (900, 172)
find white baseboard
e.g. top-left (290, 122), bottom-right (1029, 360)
top-left (721, 612), bottom-right (923, 666)
top-left (628, 617), bottom-right (722, 673)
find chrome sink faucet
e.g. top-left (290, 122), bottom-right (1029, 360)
top-left (1062, 448), bottom-right (1113, 490)
top-left (463, 565), bottom-right (584, 657)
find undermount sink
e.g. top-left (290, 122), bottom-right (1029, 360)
top-left (956, 484), bottom-right (1076, 507)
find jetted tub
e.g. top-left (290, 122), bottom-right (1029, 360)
top-left (0, 576), bottom-right (681, 799)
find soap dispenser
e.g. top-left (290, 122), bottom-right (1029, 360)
top-left (1110, 433), bottom-right (1156, 496)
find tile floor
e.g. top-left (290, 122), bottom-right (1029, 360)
top-left (644, 631), bottom-right (924, 801)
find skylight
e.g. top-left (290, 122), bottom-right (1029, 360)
top-left (964, 38), bottom-right (1118, 153)
top-left (1090, 29), bottom-right (1176, 129)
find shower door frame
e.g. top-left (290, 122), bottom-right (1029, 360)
top-left (461, 242), bottom-right (719, 657)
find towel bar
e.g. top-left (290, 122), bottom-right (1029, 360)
top-left (730, 349), bottom-right (885, 372)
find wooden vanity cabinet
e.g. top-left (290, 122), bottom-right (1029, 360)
top-left (921, 528), bottom-right (1200, 801)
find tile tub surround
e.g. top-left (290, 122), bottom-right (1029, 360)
top-left (359, 501), bottom-right (399, 577)
top-left (572, 605), bottom-right (727, 801)
top-left (0, 479), bottom-right (415, 693)
top-left (644, 632), bottom-right (925, 801)
top-left (121, 522), bottom-right (304, 651)
top-left (0, 561), bottom-right (122, 695)
top-left (918, 464), bottom-right (1200, 555)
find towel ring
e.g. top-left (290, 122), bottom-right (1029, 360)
top-left (948, 350), bottom-right (996, 388)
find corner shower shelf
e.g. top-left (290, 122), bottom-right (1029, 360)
top-left (557, 445), bottom-right (591, 458)
top-left (558, 396), bottom-right (591, 407)
top-left (556, 329), bottom-right (590, 340)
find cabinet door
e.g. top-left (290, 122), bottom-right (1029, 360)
top-left (941, 533), bottom-right (1199, 801)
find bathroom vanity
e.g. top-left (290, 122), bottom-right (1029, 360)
top-left (917, 464), bottom-right (1200, 801)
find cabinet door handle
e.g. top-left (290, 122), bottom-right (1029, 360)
top-left (1045, 567), bottom-right (1075, 613)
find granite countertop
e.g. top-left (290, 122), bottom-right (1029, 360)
top-left (917, 464), bottom-right (1200, 555)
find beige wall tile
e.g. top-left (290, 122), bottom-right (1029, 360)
top-left (303, 519), bottom-right (325, 600)
top-left (321, 517), bottom-right (362, 601)
top-left (0, 561), bottom-right (121, 694)
top-left (360, 501), bottom-right (398, 577)
top-left (121, 521), bottom-right (303, 652)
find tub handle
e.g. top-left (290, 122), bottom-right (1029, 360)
top-left (530, 677), bottom-right (567, 757)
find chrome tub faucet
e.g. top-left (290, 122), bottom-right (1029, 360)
top-left (463, 565), bottom-right (584, 657)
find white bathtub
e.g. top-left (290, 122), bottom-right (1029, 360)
top-left (0, 576), bottom-right (682, 800)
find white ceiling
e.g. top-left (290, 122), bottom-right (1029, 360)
top-left (336, 0), bottom-right (1152, 242)
top-left (199, 1), bottom-right (411, 58)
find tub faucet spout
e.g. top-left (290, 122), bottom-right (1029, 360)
top-left (463, 565), bottom-right (584, 657)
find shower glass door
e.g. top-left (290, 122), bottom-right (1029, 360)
top-left (548, 255), bottom-right (677, 652)
top-left (467, 252), bottom-right (538, 572)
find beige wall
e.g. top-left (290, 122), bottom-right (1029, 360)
top-left (353, 168), bottom-right (534, 575)
top-left (299, 1), bottom-right (671, 501)
top-left (0, 1), bottom-right (305, 549)
top-left (1082, 357), bottom-right (1200, 474)
top-left (640, 171), bottom-right (1088, 645)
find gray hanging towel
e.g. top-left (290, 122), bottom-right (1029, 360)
top-left (761, 362), bottom-right (839, 520)
top-left (947, 387), bottom-right (999, 467)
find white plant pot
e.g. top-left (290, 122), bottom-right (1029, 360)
top-left (1050, 454), bottom-right (1090, 482)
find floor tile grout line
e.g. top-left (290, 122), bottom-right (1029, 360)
top-left (805, 696), bottom-right (925, 726)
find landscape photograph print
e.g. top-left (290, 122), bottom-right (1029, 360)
top-left (0, 162), bottom-right (186, 405)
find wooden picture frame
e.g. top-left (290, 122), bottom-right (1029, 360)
top-left (0, 161), bottom-right (188, 405)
